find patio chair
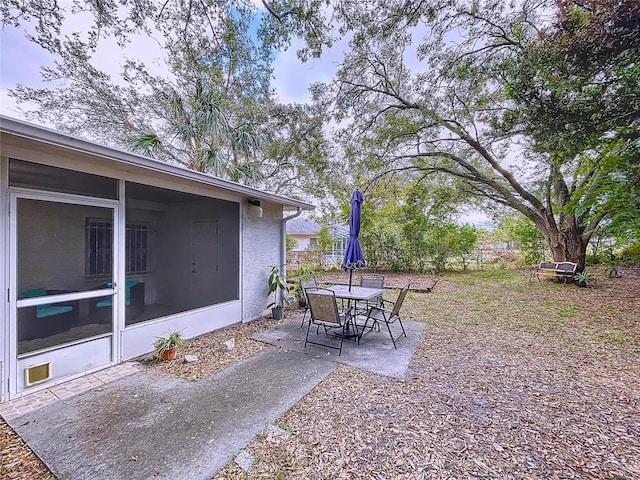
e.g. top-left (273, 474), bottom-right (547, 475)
top-left (304, 289), bottom-right (354, 355)
top-left (357, 273), bottom-right (385, 312)
top-left (17, 288), bottom-right (80, 341)
top-left (360, 284), bottom-right (410, 349)
top-left (299, 277), bottom-right (319, 328)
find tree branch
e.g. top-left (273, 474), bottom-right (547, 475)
top-left (261, 0), bottom-right (296, 22)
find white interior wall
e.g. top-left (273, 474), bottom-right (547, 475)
top-left (16, 200), bottom-right (112, 292)
top-left (16, 201), bottom-right (161, 297)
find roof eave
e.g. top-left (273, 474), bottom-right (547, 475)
top-left (0, 115), bottom-right (315, 211)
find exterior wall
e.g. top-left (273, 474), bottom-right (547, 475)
top-left (121, 302), bottom-right (241, 360)
top-left (1, 117), bottom-right (313, 401)
top-left (242, 202), bottom-right (282, 321)
top-left (0, 157), bottom-right (8, 403)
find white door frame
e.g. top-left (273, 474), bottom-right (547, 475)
top-left (0, 158), bottom-right (7, 402)
top-left (7, 187), bottom-right (121, 399)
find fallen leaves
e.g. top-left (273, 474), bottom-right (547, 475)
top-left (215, 269), bottom-right (640, 479)
top-left (0, 420), bottom-right (50, 479)
top-left (2, 269), bottom-right (639, 479)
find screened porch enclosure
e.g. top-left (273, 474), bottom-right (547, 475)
top-left (11, 159), bottom-right (239, 357)
top-left (125, 181), bottom-right (240, 322)
top-left (16, 198), bottom-right (115, 354)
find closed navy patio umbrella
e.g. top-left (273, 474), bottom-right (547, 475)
top-left (341, 189), bottom-right (366, 291)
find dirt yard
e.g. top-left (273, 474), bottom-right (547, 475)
top-left (2, 268), bottom-right (639, 479)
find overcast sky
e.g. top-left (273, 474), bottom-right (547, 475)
top-left (0, 11), bottom-right (342, 119)
top-left (0, 11), bottom-right (489, 226)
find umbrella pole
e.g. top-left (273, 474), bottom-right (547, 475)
top-left (348, 269), bottom-right (353, 291)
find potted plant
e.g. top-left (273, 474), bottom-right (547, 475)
top-left (267, 265), bottom-right (292, 320)
top-left (153, 330), bottom-right (184, 361)
top-left (573, 270), bottom-right (591, 288)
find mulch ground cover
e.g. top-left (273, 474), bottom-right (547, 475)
top-left (2, 268), bottom-right (639, 479)
top-left (214, 268), bottom-right (640, 479)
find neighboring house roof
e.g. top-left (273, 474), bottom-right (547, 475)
top-left (0, 115), bottom-right (315, 211)
top-left (287, 218), bottom-right (321, 235)
top-left (287, 220), bottom-right (350, 238)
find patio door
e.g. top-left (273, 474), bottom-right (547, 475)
top-left (190, 220), bottom-right (219, 308)
top-left (9, 189), bottom-right (120, 397)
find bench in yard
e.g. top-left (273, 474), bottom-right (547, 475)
top-left (529, 261), bottom-right (578, 286)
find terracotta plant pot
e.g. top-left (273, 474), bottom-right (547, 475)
top-left (160, 346), bottom-right (177, 361)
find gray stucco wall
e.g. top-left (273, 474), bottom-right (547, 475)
top-left (242, 202), bottom-right (283, 321)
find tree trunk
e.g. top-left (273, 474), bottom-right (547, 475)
top-left (561, 222), bottom-right (587, 271)
top-left (541, 217), bottom-right (587, 271)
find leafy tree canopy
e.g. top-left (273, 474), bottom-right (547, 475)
top-left (3, 0), bottom-right (638, 266)
top-left (1, 0), bottom-right (334, 197)
top-left (502, 0), bottom-right (640, 246)
top-left (278, 0), bottom-right (639, 268)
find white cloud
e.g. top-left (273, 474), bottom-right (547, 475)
top-left (0, 24), bottom-right (55, 121)
top-left (272, 37), bottom-right (348, 104)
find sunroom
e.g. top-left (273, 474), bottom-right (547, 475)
top-left (0, 116), bottom-right (313, 402)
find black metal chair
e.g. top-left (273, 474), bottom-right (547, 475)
top-left (299, 277), bottom-right (319, 328)
top-left (304, 289), bottom-right (354, 355)
top-left (360, 284), bottom-right (410, 348)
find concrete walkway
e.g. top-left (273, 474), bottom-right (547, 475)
top-left (4, 348), bottom-right (336, 480)
top-left (2, 317), bottom-right (423, 479)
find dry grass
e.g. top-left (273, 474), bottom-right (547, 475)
top-left (2, 268), bottom-right (639, 479)
top-left (215, 268), bottom-right (640, 479)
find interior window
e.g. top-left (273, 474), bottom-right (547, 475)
top-left (85, 220), bottom-right (150, 276)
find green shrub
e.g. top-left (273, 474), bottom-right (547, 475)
top-left (585, 253), bottom-right (603, 265)
top-left (620, 242), bottom-right (640, 267)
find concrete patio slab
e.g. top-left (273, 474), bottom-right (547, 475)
top-left (3, 314), bottom-right (424, 479)
top-left (254, 316), bottom-right (425, 378)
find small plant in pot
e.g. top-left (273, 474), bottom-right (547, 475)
top-left (153, 330), bottom-right (184, 361)
top-left (267, 265), bottom-right (292, 320)
top-left (574, 270), bottom-right (591, 288)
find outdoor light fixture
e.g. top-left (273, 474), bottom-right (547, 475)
top-left (248, 199), bottom-right (263, 218)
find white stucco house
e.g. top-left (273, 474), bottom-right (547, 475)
top-left (0, 116), bottom-right (314, 402)
top-left (287, 218), bottom-right (322, 251)
top-left (287, 218), bottom-right (349, 266)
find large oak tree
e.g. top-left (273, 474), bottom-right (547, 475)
top-left (271, 0), bottom-right (639, 269)
top-left (4, 0), bottom-right (638, 264)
